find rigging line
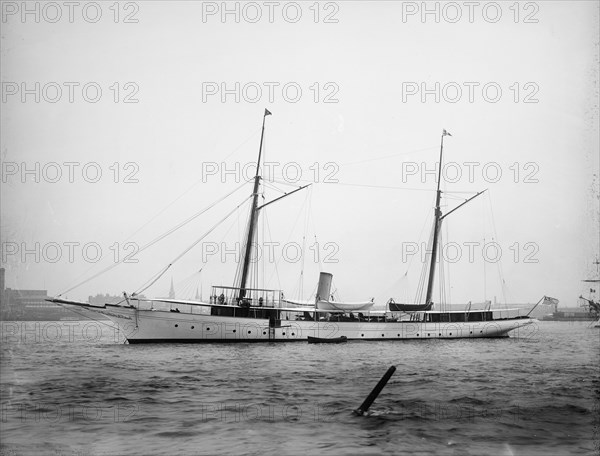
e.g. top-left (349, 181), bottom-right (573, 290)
top-left (56, 181), bottom-right (250, 297)
top-left (221, 126), bottom-right (262, 162)
top-left (233, 199), bottom-right (254, 289)
top-left (124, 146), bottom-right (254, 242)
top-left (415, 256), bottom-right (427, 305)
top-left (269, 178), bottom-right (317, 189)
top-left (270, 176), bottom-right (437, 192)
top-left (133, 264), bottom-right (171, 297)
top-left (288, 188), bottom-right (312, 299)
top-left (335, 145), bottom-right (438, 167)
top-left (443, 174), bottom-right (451, 307)
top-left (308, 282), bottom-right (318, 302)
top-left (261, 180), bottom-right (288, 195)
top-left (137, 180), bottom-right (251, 253)
top-left (134, 195), bottom-right (253, 296)
top-left (482, 196), bottom-right (488, 303)
top-left (305, 189), bottom-right (324, 274)
top-left (263, 209), bottom-right (282, 291)
top-left (261, 195), bottom-right (265, 293)
top-left (320, 181), bottom-right (436, 192)
top-left (444, 194), bottom-right (469, 201)
top-left (272, 176), bottom-right (477, 195)
top-left (439, 229), bottom-right (446, 310)
top-left (267, 145), bottom-right (437, 177)
top-left (299, 189), bottom-right (312, 300)
top-left (486, 191), bottom-right (508, 305)
top-left (202, 203), bottom-right (243, 273)
top-left (403, 194), bottom-right (435, 277)
top-left (251, 197), bottom-right (262, 292)
top-left (174, 269), bottom-right (203, 300)
top-left (416, 225), bottom-right (435, 304)
top-left (438, 230), bottom-right (443, 308)
top-left (126, 179), bottom-right (236, 242)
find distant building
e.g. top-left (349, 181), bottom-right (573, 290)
top-left (0, 268), bottom-right (100, 321)
top-left (541, 306), bottom-right (597, 321)
top-left (88, 293), bottom-right (125, 306)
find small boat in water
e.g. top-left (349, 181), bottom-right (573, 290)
top-left (307, 335), bottom-right (348, 344)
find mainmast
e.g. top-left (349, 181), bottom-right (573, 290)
top-left (238, 109), bottom-right (271, 301)
top-left (424, 129), bottom-right (451, 308)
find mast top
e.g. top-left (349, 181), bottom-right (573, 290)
top-left (254, 108), bottom-right (272, 180)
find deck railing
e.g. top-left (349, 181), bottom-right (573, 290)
top-left (208, 286), bottom-right (282, 308)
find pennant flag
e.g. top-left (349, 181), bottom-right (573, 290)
top-left (264, 109), bottom-right (272, 116)
top-left (542, 296), bottom-right (559, 306)
top-left (443, 129), bottom-right (452, 136)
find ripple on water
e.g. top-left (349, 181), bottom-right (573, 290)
top-left (0, 321), bottom-right (598, 455)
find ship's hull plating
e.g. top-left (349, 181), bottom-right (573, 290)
top-left (99, 307), bottom-right (536, 343)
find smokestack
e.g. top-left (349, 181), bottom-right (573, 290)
top-left (316, 272), bottom-right (333, 302)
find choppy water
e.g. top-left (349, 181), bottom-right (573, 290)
top-left (1, 320), bottom-right (598, 456)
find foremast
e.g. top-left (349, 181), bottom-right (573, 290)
top-left (238, 109), bottom-right (271, 301)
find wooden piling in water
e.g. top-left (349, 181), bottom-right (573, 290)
top-left (353, 365), bottom-right (396, 416)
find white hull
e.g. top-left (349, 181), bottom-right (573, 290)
top-left (97, 306), bottom-right (536, 343)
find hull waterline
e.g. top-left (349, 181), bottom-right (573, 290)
top-left (94, 306), bottom-right (536, 343)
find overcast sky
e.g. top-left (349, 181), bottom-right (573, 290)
top-left (1, 1), bottom-right (598, 309)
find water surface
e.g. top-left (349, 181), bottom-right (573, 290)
top-left (1, 320), bottom-right (598, 455)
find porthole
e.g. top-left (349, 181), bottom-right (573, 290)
top-left (282, 332), bottom-right (286, 336)
top-left (175, 324), bottom-right (178, 328)
top-left (248, 330), bottom-right (251, 334)
top-left (292, 333), bottom-right (295, 336)
top-left (427, 333), bottom-right (430, 336)
top-left (206, 327), bottom-right (210, 331)
top-left (439, 333), bottom-right (441, 336)
top-left (417, 333), bottom-right (419, 336)
top-left (449, 333), bottom-right (452, 336)
top-left (382, 334), bottom-right (385, 337)
top-left (470, 331), bottom-right (473, 334)
top-left (233, 329), bottom-right (236, 333)
top-left (397, 334), bottom-right (400, 337)
top-left (263, 331), bottom-right (266, 335)
top-left (480, 330), bottom-right (483, 333)
top-left (361, 334), bottom-right (364, 337)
